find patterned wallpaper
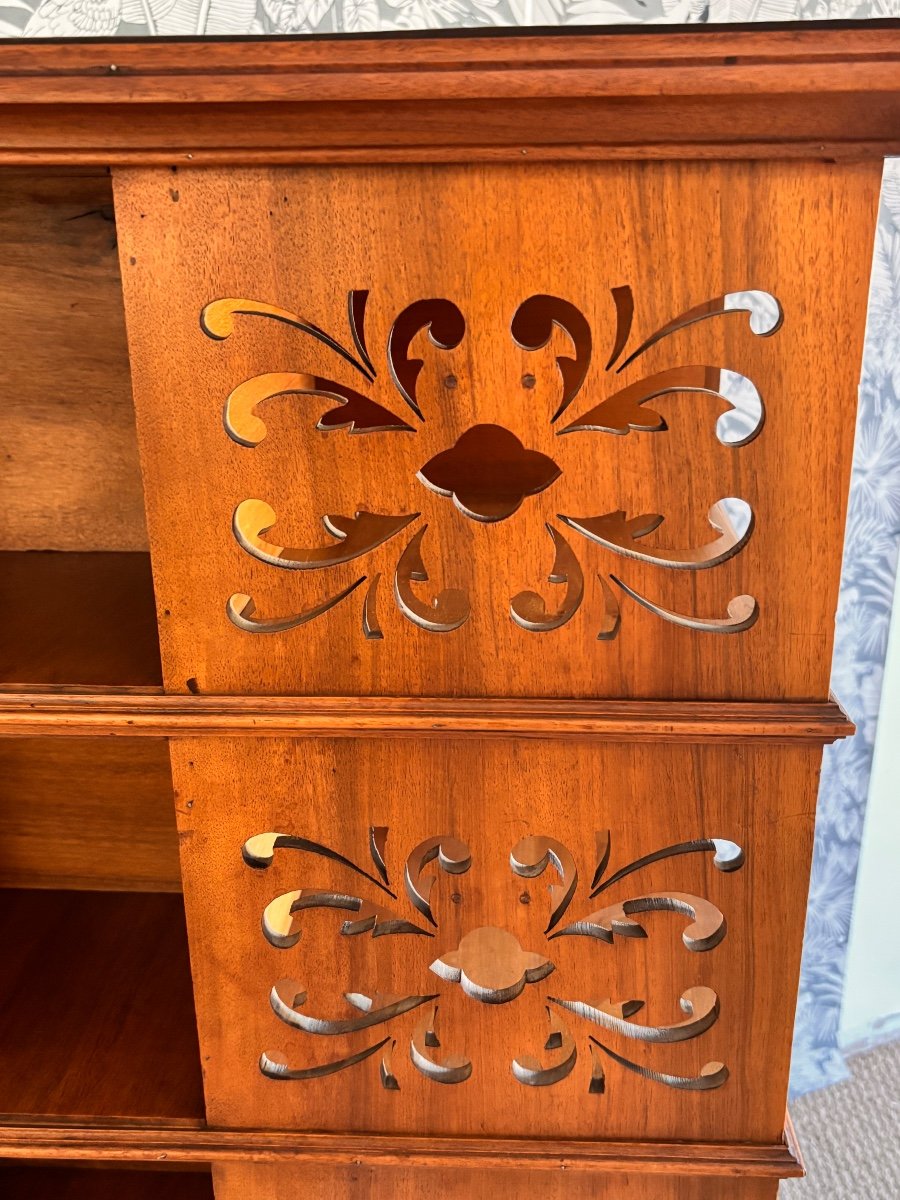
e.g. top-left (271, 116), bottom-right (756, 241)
top-left (0, 0), bottom-right (899, 38)
top-left (1, 3), bottom-right (896, 1097)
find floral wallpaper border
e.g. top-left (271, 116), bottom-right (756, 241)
top-left (0, 3), bottom-right (896, 1096)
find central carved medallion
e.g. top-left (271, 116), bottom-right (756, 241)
top-left (430, 925), bottom-right (555, 1003)
top-left (417, 424), bottom-right (561, 523)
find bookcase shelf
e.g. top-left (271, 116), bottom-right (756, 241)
top-left (0, 552), bottom-right (162, 691)
top-left (0, 1163), bottom-right (214, 1199)
top-left (0, 890), bottom-right (204, 1125)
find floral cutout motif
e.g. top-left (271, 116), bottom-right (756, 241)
top-left (243, 826), bottom-right (744, 1092)
top-left (205, 287), bottom-right (780, 640)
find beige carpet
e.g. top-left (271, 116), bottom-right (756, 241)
top-left (779, 1041), bottom-right (900, 1199)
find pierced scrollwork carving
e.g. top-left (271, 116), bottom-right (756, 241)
top-left (244, 825), bottom-right (743, 1095)
top-left (210, 286), bottom-right (777, 642)
top-left (560, 500), bottom-right (754, 571)
top-left (393, 526), bottom-right (471, 634)
top-left (262, 889), bottom-right (431, 949)
top-left (232, 502), bottom-right (418, 572)
top-left (512, 1007), bottom-right (578, 1087)
top-left (410, 1003), bottom-right (472, 1084)
top-left (404, 834), bottom-right (472, 926)
top-left (270, 979), bottom-right (437, 1036)
top-left (510, 835), bottom-right (578, 933)
top-left (551, 891), bottom-right (727, 953)
top-left (510, 525), bottom-right (584, 633)
top-left (549, 986), bottom-right (720, 1044)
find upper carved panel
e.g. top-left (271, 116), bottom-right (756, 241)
top-left (204, 287), bottom-right (780, 643)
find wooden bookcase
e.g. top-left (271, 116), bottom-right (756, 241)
top-left (0, 23), bottom-right (897, 1199)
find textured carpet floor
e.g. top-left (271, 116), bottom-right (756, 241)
top-left (779, 1040), bottom-right (900, 1199)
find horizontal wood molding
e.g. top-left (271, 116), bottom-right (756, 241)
top-left (0, 690), bottom-right (854, 743)
top-left (0, 25), bottom-right (898, 163)
top-left (0, 1121), bottom-right (803, 1179)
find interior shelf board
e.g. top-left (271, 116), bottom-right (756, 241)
top-left (0, 890), bottom-right (204, 1124)
top-left (0, 552), bottom-right (162, 690)
top-left (0, 1162), bottom-right (214, 1199)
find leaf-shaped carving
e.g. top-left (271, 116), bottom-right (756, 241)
top-left (224, 372), bottom-right (413, 446)
top-left (612, 578), bottom-right (760, 634)
top-left (388, 299), bottom-right (465, 420)
top-left (550, 986), bottom-right (720, 1044)
top-left (510, 524), bottom-right (584, 632)
top-left (404, 834), bottom-right (472, 926)
top-left (242, 830), bottom-right (394, 894)
top-left (259, 1040), bottom-right (389, 1082)
top-left (409, 1003), bottom-right (472, 1084)
top-left (550, 891), bottom-right (726, 952)
top-left (559, 365), bottom-right (765, 447)
top-left (510, 835), bottom-right (578, 933)
top-left (262, 889), bottom-right (431, 949)
top-left (589, 1039), bottom-right (729, 1092)
top-left (616, 289), bottom-right (783, 373)
top-left (270, 979), bottom-right (436, 1036)
top-left (393, 526), bottom-right (470, 633)
top-left (201, 298), bottom-right (373, 380)
top-left (232, 501), bottom-right (418, 571)
top-left (226, 581), bottom-right (365, 634)
top-left (512, 1008), bottom-right (577, 1087)
top-left (511, 294), bottom-right (593, 423)
top-left (560, 499), bottom-right (754, 570)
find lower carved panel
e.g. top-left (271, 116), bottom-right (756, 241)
top-left (172, 737), bottom-right (819, 1144)
top-left (211, 1163), bottom-right (781, 1200)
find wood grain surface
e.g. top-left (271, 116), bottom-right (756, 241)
top-left (0, 170), bottom-right (146, 552)
top-left (0, 552), bottom-right (161, 689)
top-left (0, 738), bottom-right (179, 891)
top-left (172, 736), bottom-right (819, 1146)
top-left (117, 160), bottom-right (877, 700)
top-left (211, 1160), bottom-right (780, 1199)
top-left (0, 693), bottom-right (854, 742)
top-left (0, 890), bottom-right (204, 1122)
top-left (0, 27), bottom-right (900, 164)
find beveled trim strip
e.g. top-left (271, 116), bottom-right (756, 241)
top-left (0, 26), bottom-right (898, 163)
top-left (0, 689), bottom-right (854, 743)
top-left (0, 1119), bottom-right (804, 1178)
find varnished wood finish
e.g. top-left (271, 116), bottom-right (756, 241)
top-left (172, 737), bottom-right (817, 1145)
top-left (117, 161), bottom-right (876, 700)
top-left (0, 1163), bottom-right (214, 1200)
top-left (0, 24), bottom-right (878, 1198)
top-left (0, 890), bottom-right (204, 1123)
top-left (0, 553), bottom-right (161, 689)
top-left (0, 27), bottom-right (899, 164)
top-left (212, 1163), bottom-right (780, 1199)
top-left (0, 170), bottom-right (146, 553)
top-left (0, 1124), bottom-right (802, 1177)
top-left (0, 692), bottom-right (853, 742)
top-left (0, 739), bottom-right (179, 892)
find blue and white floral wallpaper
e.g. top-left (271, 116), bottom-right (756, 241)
top-left (1, 0), bottom-right (896, 1098)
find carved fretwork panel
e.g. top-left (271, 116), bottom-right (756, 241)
top-left (172, 737), bottom-right (819, 1143)
top-left (115, 161), bottom-right (876, 699)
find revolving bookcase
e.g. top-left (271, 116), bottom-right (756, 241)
top-left (1, 22), bottom-right (896, 1200)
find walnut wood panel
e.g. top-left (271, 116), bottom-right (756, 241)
top-left (212, 1162), bottom-right (779, 1200)
top-left (0, 739), bottom-right (179, 892)
top-left (0, 890), bottom-right (204, 1123)
top-left (1, 28), bottom-right (900, 164)
top-left (172, 737), bottom-right (818, 1145)
top-left (116, 161), bottom-right (876, 701)
top-left (0, 552), bottom-right (162, 689)
top-left (0, 170), bottom-right (146, 553)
